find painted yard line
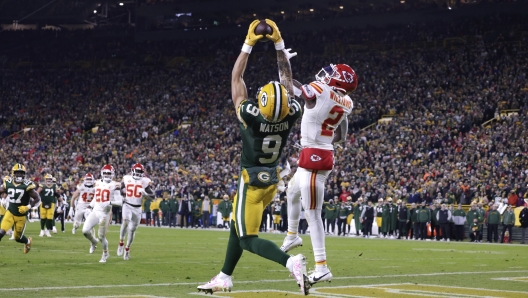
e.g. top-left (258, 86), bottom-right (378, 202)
top-left (492, 277), bottom-right (528, 282)
top-left (2, 270), bottom-right (528, 292)
top-left (188, 289), bottom-right (342, 298)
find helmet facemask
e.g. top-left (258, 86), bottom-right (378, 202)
top-left (132, 167), bottom-right (144, 180)
top-left (13, 171), bottom-right (25, 183)
top-left (102, 171), bottom-right (113, 183)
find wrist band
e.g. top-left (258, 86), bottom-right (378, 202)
top-left (242, 43), bottom-right (253, 54)
top-left (275, 40), bottom-right (285, 50)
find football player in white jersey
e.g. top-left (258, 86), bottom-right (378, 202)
top-left (82, 164), bottom-right (122, 263)
top-left (281, 63), bottom-right (358, 285)
top-left (117, 163), bottom-right (154, 260)
top-left (70, 173), bottom-right (96, 234)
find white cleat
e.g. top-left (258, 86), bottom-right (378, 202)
top-left (52, 226), bottom-right (57, 234)
top-left (308, 266), bottom-right (333, 285)
top-left (117, 244), bottom-right (124, 256)
top-left (9, 234), bottom-right (15, 240)
top-left (287, 254), bottom-right (310, 295)
top-left (197, 273), bottom-right (233, 294)
top-left (280, 235), bottom-right (303, 253)
top-left (45, 230), bottom-right (52, 237)
top-left (90, 239), bottom-right (99, 254)
top-left (72, 227), bottom-right (76, 235)
top-left (124, 249), bottom-right (130, 261)
top-left (99, 251), bottom-right (109, 263)
top-left (39, 230), bottom-right (45, 237)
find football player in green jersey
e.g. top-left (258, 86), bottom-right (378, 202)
top-left (0, 163), bottom-right (41, 253)
top-left (198, 19), bottom-right (310, 296)
top-left (38, 174), bottom-right (61, 237)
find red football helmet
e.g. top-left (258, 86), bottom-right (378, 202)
top-left (84, 173), bottom-right (94, 186)
top-left (131, 163), bottom-right (145, 180)
top-left (101, 164), bottom-right (115, 183)
top-left (315, 63), bottom-right (358, 94)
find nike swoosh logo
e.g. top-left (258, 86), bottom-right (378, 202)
top-left (313, 272), bottom-right (330, 282)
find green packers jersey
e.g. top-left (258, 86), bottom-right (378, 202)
top-left (273, 203), bottom-right (282, 215)
top-left (40, 184), bottom-right (58, 206)
top-left (3, 177), bottom-right (37, 216)
top-left (236, 99), bottom-right (302, 168)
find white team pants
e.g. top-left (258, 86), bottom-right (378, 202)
top-left (82, 210), bottom-right (111, 241)
top-left (121, 203), bottom-right (141, 231)
top-left (74, 205), bottom-right (92, 224)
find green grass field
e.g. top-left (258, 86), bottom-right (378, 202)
top-left (1, 222), bottom-right (528, 298)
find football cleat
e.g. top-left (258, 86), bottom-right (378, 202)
top-left (280, 235), bottom-right (303, 253)
top-left (9, 234), bottom-right (15, 240)
top-left (124, 249), bottom-right (130, 261)
top-left (45, 230), bottom-right (52, 237)
top-left (117, 243), bottom-right (124, 256)
top-left (197, 273), bottom-right (233, 294)
top-left (24, 237), bottom-right (32, 254)
top-left (287, 254), bottom-right (310, 295)
top-left (39, 230), bottom-right (45, 237)
top-left (99, 251), bottom-right (109, 263)
top-left (72, 227), bottom-right (76, 234)
top-left (308, 266), bottom-right (333, 285)
top-left (52, 226), bottom-right (57, 234)
top-left (89, 239), bottom-right (99, 254)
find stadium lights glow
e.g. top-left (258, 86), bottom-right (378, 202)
top-left (93, 10), bottom-right (97, 14)
top-left (309, 8), bottom-right (314, 12)
top-left (339, 6), bottom-right (343, 9)
top-left (281, 11), bottom-right (284, 14)
top-left (253, 13), bottom-right (256, 16)
top-left (448, 6), bottom-right (452, 10)
top-left (119, 2), bottom-right (124, 6)
top-left (400, 0), bottom-right (405, 3)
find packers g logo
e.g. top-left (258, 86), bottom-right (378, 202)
top-left (260, 92), bottom-right (268, 107)
top-left (257, 172), bottom-right (271, 183)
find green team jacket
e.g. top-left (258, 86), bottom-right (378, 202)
top-left (487, 210), bottom-right (501, 225)
top-left (353, 203), bottom-right (364, 230)
top-left (218, 200), bottom-right (233, 218)
top-left (324, 204), bottom-right (337, 220)
top-left (502, 210), bottom-right (515, 225)
top-left (417, 207), bottom-right (431, 223)
top-left (168, 198), bottom-right (179, 213)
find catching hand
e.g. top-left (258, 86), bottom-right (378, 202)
top-left (265, 19), bottom-right (283, 44)
top-left (244, 20), bottom-right (264, 46)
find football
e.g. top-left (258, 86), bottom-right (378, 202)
top-left (254, 20), bottom-right (272, 41)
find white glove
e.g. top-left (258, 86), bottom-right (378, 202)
top-left (279, 161), bottom-right (291, 178)
top-left (68, 207), bottom-right (75, 218)
top-left (283, 48), bottom-right (297, 61)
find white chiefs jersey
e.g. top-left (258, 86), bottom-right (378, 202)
top-left (91, 180), bottom-right (120, 212)
top-left (299, 81), bottom-right (353, 150)
top-left (76, 184), bottom-right (95, 208)
top-left (122, 175), bottom-right (152, 206)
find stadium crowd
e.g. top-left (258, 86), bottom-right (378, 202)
top-left (1, 12), bottom-right (528, 242)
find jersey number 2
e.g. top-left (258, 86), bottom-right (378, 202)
top-left (7, 189), bottom-right (25, 203)
top-left (95, 189), bottom-right (110, 203)
top-left (321, 106), bottom-right (345, 137)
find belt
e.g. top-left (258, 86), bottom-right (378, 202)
top-left (125, 202), bottom-right (142, 208)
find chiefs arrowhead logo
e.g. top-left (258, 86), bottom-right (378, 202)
top-left (310, 154), bottom-right (322, 162)
top-left (342, 71), bottom-right (354, 83)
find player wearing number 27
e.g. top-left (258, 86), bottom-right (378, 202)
top-left (281, 63), bottom-right (358, 285)
top-left (117, 163), bottom-right (154, 260)
top-left (70, 173), bottom-right (96, 235)
top-left (0, 163), bottom-right (41, 253)
top-left (83, 164), bottom-right (122, 263)
top-left (197, 19), bottom-right (311, 295)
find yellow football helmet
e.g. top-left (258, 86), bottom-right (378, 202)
top-left (44, 174), bottom-right (54, 185)
top-left (12, 163), bottom-right (26, 183)
top-left (256, 81), bottom-right (290, 123)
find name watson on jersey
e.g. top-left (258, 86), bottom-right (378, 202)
top-left (260, 122), bottom-right (289, 133)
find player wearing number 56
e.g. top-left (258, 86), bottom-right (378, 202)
top-left (0, 163), bottom-right (41, 254)
top-left (281, 62), bottom-right (358, 286)
top-left (197, 19), bottom-right (310, 295)
top-left (82, 164), bottom-right (122, 263)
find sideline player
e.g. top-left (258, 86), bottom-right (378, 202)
top-left (70, 173), bottom-right (96, 234)
top-left (0, 163), bottom-right (41, 253)
top-left (197, 19), bottom-right (309, 295)
top-left (82, 164), bottom-right (122, 263)
top-left (117, 163), bottom-right (154, 260)
top-left (281, 62), bottom-right (358, 285)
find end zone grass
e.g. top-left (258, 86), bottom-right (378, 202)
top-left (1, 222), bottom-right (527, 297)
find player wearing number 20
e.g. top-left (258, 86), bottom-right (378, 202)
top-left (83, 164), bottom-right (122, 263)
top-left (70, 173), bottom-right (96, 234)
top-left (0, 163), bottom-right (41, 253)
top-left (281, 63), bottom-right (358, 285)
top-left (117, 163), bottom-right (154, 261)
